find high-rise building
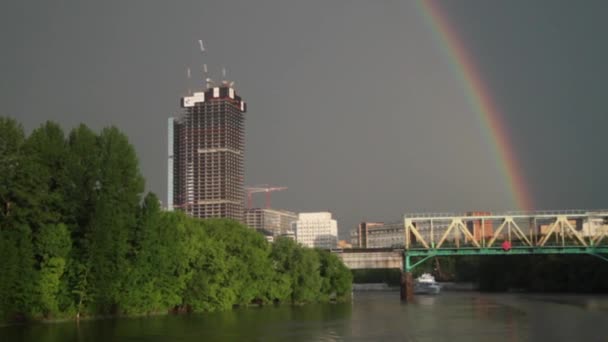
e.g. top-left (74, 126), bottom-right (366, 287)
top-left (244, 208), bottom-right (298, 236)
top-left (168, 84), bottom-right (247, 221)
top-left (293, 212), bottom-right (338, 249)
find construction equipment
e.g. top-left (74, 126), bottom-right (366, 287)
top-left (245, 185), bottom-right (287, 209)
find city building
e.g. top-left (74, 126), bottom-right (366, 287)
top-left (244, 208), bottom-right (297, 236)
top-left (293, 212), bottom-right (338, 249)
top-left (168, 82), bottom-right (247, 221)
top-left (354, 222), bottom-right (405, 248)
top-left (353, 220), bottom-right (449, 248)
top-left (356, 222), bottom-right (383, 248)
top-left (367, 222), bottom-right (405, 248)
top-left (279, 230), bottom-right (296, 241)
top-left (257, 229), bottom-right (275, 243)
top-left (337, 240), bottom-right (352, 249)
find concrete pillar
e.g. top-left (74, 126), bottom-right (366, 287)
top-left (400, 271), bottom-right (414, 302)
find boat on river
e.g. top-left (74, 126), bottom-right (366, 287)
top-left (414, 273), bottom-right (441, 295)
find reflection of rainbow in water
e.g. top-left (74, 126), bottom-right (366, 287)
top-left (416, 0), bottom-right (534, 211)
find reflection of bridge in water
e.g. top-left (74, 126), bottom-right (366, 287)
top-left (336, 210), bottom-right (608, 302)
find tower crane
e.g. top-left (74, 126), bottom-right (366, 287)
top-left (245, 185), bottom-right (287, 209)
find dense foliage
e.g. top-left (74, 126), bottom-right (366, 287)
top-left (0, 118), bottom-right (352, 323)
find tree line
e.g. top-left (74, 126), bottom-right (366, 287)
top-left (0, 117), bottom-right (352, 323)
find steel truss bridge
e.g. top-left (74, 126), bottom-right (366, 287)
top-left (403, 210), bottom-right (608, 272)
top-left (336, 210), bottom-right (608, 301)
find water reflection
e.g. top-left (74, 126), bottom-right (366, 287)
top-left (2, 292), bottom-right (608, 341)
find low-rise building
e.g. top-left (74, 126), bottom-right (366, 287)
top-left (279, 230), bottom-right (296, 241)
top-left (294, 212), bottom-right (338, 249)
top-left (356, 222), bottom-right (383, 248)
top-left (244, 208), bottom-right (298, 236)
top-left (353, 222), bottom-right (404, 248)
top-left (367, 222), bottom-right (404, 248)
top-left (353, 220), bottom-right (449, 248)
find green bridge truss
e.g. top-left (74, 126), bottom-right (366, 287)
top-left (402, 210), bottom-right (608, 272)
top-left (404, 246), bottom-right (608, 272)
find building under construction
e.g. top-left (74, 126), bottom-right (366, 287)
top-left (168, 84), bottom-right (247, 221)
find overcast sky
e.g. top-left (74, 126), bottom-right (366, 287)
top-left (2, 0), bottom-right (607, 236)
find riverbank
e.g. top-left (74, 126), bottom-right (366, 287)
top-left (352, 282), bottom-right (478, 292)
top-left (0, 298), bottom-right (354, 327)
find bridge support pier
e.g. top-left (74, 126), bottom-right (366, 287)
top-left (401, 253), bottom-right (434, 302)
top-left (400, 271), bottom-right (414, 302)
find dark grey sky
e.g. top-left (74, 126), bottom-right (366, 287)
top-left (2, 1), bottom-right (607, 235)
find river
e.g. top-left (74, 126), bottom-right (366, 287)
top-left (2, 291), bottom-right (608, 341)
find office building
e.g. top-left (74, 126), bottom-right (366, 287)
top-left (244, 208), bottom-right (298, 236)
top-left (355, 222), bottom-right (405, 248)
top-left (294, 212), bottom-right (338, 249)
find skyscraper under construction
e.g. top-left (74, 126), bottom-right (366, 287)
top-left (168, 82), bottom-right (247, 221)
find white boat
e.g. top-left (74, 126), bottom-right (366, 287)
top-left (414, 273), bottom-right (441, 295)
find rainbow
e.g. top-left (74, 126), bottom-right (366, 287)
top-left (416, 0), bottom-right (533, 211)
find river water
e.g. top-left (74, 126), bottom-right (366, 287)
top-left (3, 291), bottom-right (608, 341)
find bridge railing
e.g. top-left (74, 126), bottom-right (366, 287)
top-left (403, 211), bottom-right (608, 251)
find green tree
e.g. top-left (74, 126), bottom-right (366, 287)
top-left (0, 116), bottom-right (356, 322)
top-left (23, 122), bottom-right (76, 318)
top-left (183, 226), bottom-right (233, 312)
top-left (87, 127), bottom-right (144, 313)
top-left (291, 247), bottom-right (322, 303)
top-left (34, 224), bottom-right (71, 317)
top-left (201, 219), bottom-right (275, 306)
top-left (317, 249), bottom-right (352, 301)
top-left (269, 237), bottom-right (298, 301)
top-left (0, 118), bottom-right (38, 320)
top-left (62, 124), bottom-right (101, 317)
top-left (0, 225), bottom-right (37, 321)
top-left (270, 238), bottom-right (323, 303)
top-left (121, 193), bottom-right (187, 314)
top-left (22, 121), bottom-right (69, 225)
